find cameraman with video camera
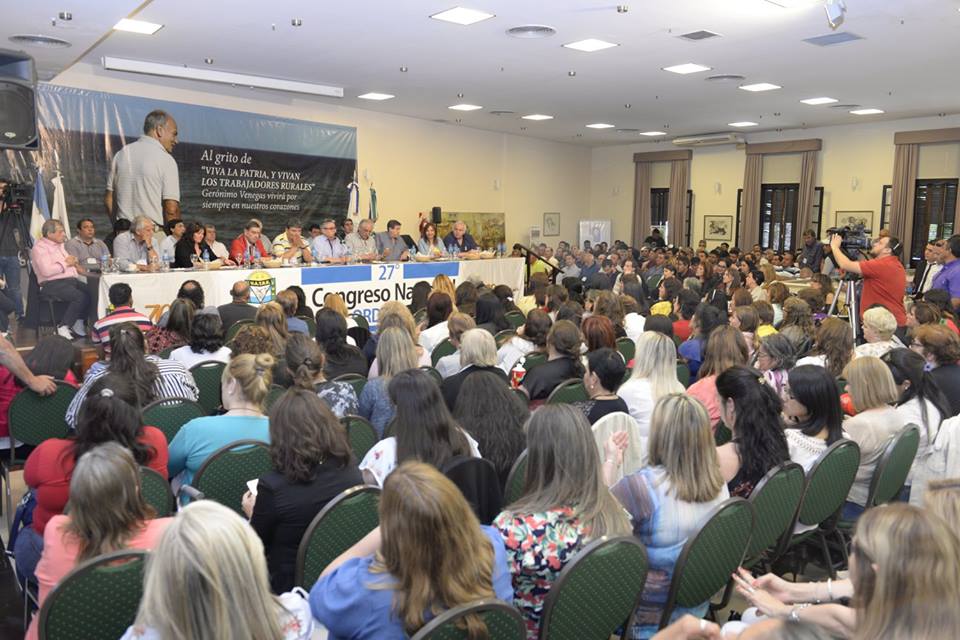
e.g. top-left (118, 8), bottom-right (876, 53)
top-left (0, 181), bottom-right (25, 331)
top-left (829, 229), bottom-right (907, 334)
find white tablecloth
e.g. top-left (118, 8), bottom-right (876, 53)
top-left (99, 258), bottom-right (525, 324)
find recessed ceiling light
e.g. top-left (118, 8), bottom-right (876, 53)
top-left (662, 63), bottom-right (712, 75)
top-left (449, 103), bottom-right (482, 111)
top-left (728, 121), bottom-right (759, 127)
top-left (113, 18), bottom-right (164, 35)
top-left (430, 7), bottom-right (495, 26)
top-left (639, 131), bottom-right (667, 136)
top-left (203, 57), bottom-right (213, 65)
top-left (562, 38), bottom-right (619, 52)
top-left (586, 123), bottom-right (615, 129)
top-left (739, 83), bottom-right (781, 92)
top-left (800, 96), bottom-right (838, 105)
top-left (290, 18), bottom-right (302, 27)
top-left (358, 92), bottom-right (395, 101)
top-left (850, 108), bottom-right (884, 115)
top-left (522, 114), bottom-right (553, 121)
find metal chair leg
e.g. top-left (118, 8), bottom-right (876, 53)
top-left (818, 532), bottom-right (837, 579)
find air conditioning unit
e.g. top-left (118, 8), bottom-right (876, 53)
top-left (672, 133), bottom-right (745, 147)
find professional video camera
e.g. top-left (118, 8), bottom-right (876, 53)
top-left (0, 181), bottom-right (32, 215)
top-left (826, 222), bottom-right (871, 260)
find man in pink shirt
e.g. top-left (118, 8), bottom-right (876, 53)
top-left (30, 219), bottom-right (90, 339)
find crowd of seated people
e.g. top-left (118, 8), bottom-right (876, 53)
top-left (6, 223), bottom-right (960, 640)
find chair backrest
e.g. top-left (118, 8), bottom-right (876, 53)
top-left (442, 456), bottom-right (504, 525)
top-left (224, 318), bottom-right (254, 344)
top-left (192, 439), bottom-right (272, 514)
top-left (503, 449), bottom-right (529, 505)
top-left (9, 381), bottom-right (76, 449)
top-left (714, 422), bottom-right (732, 447)
top-left (616, 337), bottom-right (635, 363)
top-left (522, 351), bottom-right (548, 373)
top-left (351, 313), bottom-right (369, 330)
top-left (411, 599), bottom-right (526, 640)
top-left (505, 310), bottom-right (526, 330)
top-left (341, 415), bottom-right (378, 460)
top-left (867, 424), bottom-right (920, 508)
top-left (539, 536), bottom-right (649, 640)
top-left (495, 329), bottom-right (516, 348)
top-left (413, 308), bottom-right (427, 325)
top-left (295, 484), bottom-right (380, 590)
top-left (297, 314), bottom-right (317, 338)
top-left (37, 550), bottom-right (147, 640)
top-left (333, 372), bottom-right (367, 398)
top-left (592, 412), bottom-right (646, 483)
top-left (189, 360), bottom-right (227, 415)
top-left (264, 384), bottom-right (286, 411)
top-left (431, 338), bottom-right (457, 367)
top-left (420, 365), bottom-right (443, 386)
top-left (659, 498), bottom-right (755, 629)
top-left (142, 396), bottom-right (207, 443)
top-left (676, 361), bottom-right (691, 388)
top-left (139, 466), bottom-right (175, 518)
top-left (797, 439), bottom-right (861, 527)
top-left (745, 462), bottom-right (805, 563)
top-left (511, 387), bottom-right (529, 407)
top-left (545, 379), bottom-right (588, 405)
top-left (156, 344), bottom-right (178, 359)
top-left (346, 325), bottom-right (371, 350)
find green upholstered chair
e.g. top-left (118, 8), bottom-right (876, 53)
top-left (521, 352), bottom-right (548, 373)
top-left (616, 337), bottom-right (635, 363)
top-left (180, 439), bottom-right (271, 514)
top-left (420, 366), bottom-right (443, 386)
top-left (351, 313), bottom-right (369, 330)
top-left (495, 329), bottom-right (516, 348)
top-left (503, 449), bottom-right (529, 505)
top-left (139, 466), bottom-right (175, 518)
top-left (505, 311), bottom-right (526, 330)
top-left (142, 396), bottom-right (207, 443)
top-left (264, 384), bottom-right (286, 411)
top-left (296, 314), bottom-right (317, 338)
top-left (189, 360), bottom-right (226, 415)
top-left (333, 373), bottom-right (367, 398)
top-left (545, 379), bottom-right (589, 405)
top-left (340, 415), bottom-right (378, 460)
top-left (411, 600), bottom-right (525, 640)
top-left (431, 338), bottom-right (457, 367)
top-left (224, 318), bottom-right (254, 344)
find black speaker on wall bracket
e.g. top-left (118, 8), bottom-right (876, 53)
top-left (431, 206), bottom-right (441, 224)
top-left (0, 48), bottom-right (39, 150)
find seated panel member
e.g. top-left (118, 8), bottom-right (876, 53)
top-left (31, 220), bottom-right (91, 339)
top-left (442, 220), bottom-right (479, 253)
top-left (271, 217), bottom-right (314, 263)
top-left (344, 219), bottom-right (378, 261)
top-left (310, 218), bottom-right (350, 264)
top-left (64, 218), bottom-right (109, 271)
top-left (229, 218), bottom-right (270, 265)
top-left (375, 219), bottom-right (410, 262)
top-left (113, 215), bottom-right (161, 272)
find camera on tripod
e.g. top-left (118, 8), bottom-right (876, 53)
top-left (826, 223), bottom-right (871, 260)
top-left (0, 181), bottom-right (32, 215)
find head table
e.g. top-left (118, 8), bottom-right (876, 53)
top-left (98, 257), bottom-right (525, 325)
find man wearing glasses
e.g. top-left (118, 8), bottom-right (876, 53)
top-left (310, 218), bottom-right (350, 264)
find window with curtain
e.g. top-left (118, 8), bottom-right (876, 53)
top-left (737, 186), bottom-right (822, 250)
top-left (651, 188), bottom-right (669, 238)
top-left (759, 183), bottom-right (799, 252)
top-left (880, 184), bottom-right (893, 231)
top-left (810, 187), bottom-right (825, 237)
top-left (910, 178), bottom-right (958, 266)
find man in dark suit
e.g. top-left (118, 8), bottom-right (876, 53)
top-left (217, 280), bottom-right (258, 332)
top-left (912, 240), bottom-right (943, 301)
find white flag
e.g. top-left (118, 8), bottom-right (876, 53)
top-left (51, 173), bottom-right (70, 238)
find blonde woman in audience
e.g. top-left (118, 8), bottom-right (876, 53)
top-left (732, 503), bottom-right (960, 639)
top-left (795, 317), bottom-right (855, 378)
top-left (322, 292), bottom-right (358, 330)
top-left (925, 478), bottom-right (960, 526)
top-left (122, 501), bottom-right (316, 640)
top-left (436, 312), bottom-right (476, 378)
top-left (495, 404), bottom-right (631, 638)
top-left (854, 306), bottom-right (903, 358)
top-left (358, 327), bottom-right (419, 436)
top-left (431, 273), bottom-right (459, 312)
top-left (27, 444), bottom-right (172, 640)
top-left (687, 325), bottom-right (749, 428)
top-left (367, 301), bottom-right (431, 376)
top-left (310, 462), bottom-right (512, 638)
top-left (497, 309), bottom-right (552, 374)
top-left (840, 356), bottom-right (906, 521)
top-left (168, 353), bottom-right (273, 489)
top-left (610, 394), bottom-right (728, 639)
top-left (617, 332), bottom-right (684, 436)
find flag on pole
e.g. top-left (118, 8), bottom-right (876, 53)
top-left (51, 172), bottom-right (70, 239)
top-left (346, 175), bottom-right (360, 219)
top-left (369, 185), bottom-right (378, 222)
top-left (29, 168), bottom-right (50, 241)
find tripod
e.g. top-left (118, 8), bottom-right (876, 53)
top-left (825, 274), bottom-right (861, 343)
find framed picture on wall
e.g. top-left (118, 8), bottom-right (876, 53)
top-left (543, 212), bottom-right (560, 237)
top-left (703, 215), bottom-right (733, 241)
top-left (835, 210), bottom-right (874, 231)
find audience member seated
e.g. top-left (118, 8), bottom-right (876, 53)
top-left (31, 219), bottom-right (90, 339)
top-left (521, 320), bottom-right (584, 402)
top-left (575, 347), bottom-right (629, 424)
top-left (730, 306), bottom-right (759, 362)
top-left (493, 284), bottom-right (520, 315)
top-left (912, 324), bottom-right (960, 416)
top-left (687, 325), bottom-right (750, 428)
top-left (754, 333), bottom-right (795, 400)
top-left (781, 365), bottom-right (845, 479)
top-left (495, 404), bottom-right (631, 637)
top-left (672, 290), bottom-right (698, 342)
top-left (359, 327), bottom-right (419, 437)
top-left (621, 292), bottom-right (647, 342)
top-left (315, 308), bottom-right (368, 379)
top-left (455, 281), bottom-right (479, 317)
top-left (367, 302), bottom-right (431, 376)
top-left (168, 353), bottom-right (273, 489)
top-left (544, 284), bottom-right (568, 321)
top-left (475, 292), bottom-right (511, 336)
top-left (609, 394), bottom-right (729, 638)
top-left (431, 273), bottom-right (459, 312)
top-left (497, 309), bottom-right (550, 374)
top-left (584, 314), bottom-right (619, 353)
top-left (310, 461), bottom-right (511, 637)
top-left (795, 317), bottom-right (854, 378)
top-left (841, 356), bottom-right (906, 521)
top-left (169, 312), bottom-right (231, 368)
top-left (287, 286), bottom-right (313, 321)
top-left (244, 388), bottom-right (362, 593)
top-left (778, 298), bottom-right (816, 356)
top-left (619, 332), bottom-right (684, 435)
top-left (16, 374), bottom-right (168, 584)
top-left (66, 323), bottom-right (198, 429)
top-left (230, 325), bottom-right (274, 357)
top-left (855, 306), bottom-right (903, 358)
top-left (113, 215), bottom-right (161, 272)
top-left (716, 366), bottom-right (790, 498)
top-left (26, 443), bottom-right (172, 640)
top-left (217, 280), bottom-right (258, 333)
top-left (145, 298), bottom-right (193, 354)
top-left (322, 292), bottom-right (358, 333)
top-left (360, 369), bottom-right (479, 486)
top-left (417, 292), bottom-right (453, 354)
top-left (276, 289), bottom-right (309, 335)
top-left (433, 312), bottom-right (474, 378)
top-left (441, 328), bottom-right (509, 410)
top-left (593, 290), bottom-right (627, 338)
top-left (123, 500), bottom-right (315, 640)
top-left (285, 333), bottom-right (357, 417)
top-left (678, 303), bottom-right (726, 382)
top-left (256, 302), bottom-right (291, 359)
top-left (92, 283), bottom-right (153, 355)
top-left (453, 371), bottom-right (528, 488)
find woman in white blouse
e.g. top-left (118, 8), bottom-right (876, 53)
top-left (781, 364), bottom-right (846, 471)
top-left (496, 309), bottom-right (552, 374)
top-left (617, 332), bottom-right (684, 437)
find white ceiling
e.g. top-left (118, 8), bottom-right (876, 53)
top-left (5, 0), bottom-right (960, 146)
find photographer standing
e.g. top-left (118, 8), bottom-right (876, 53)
top-left (829, 232), bottom-right (907, 331)
top-left (0, 182), bottom-right (24, 328)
